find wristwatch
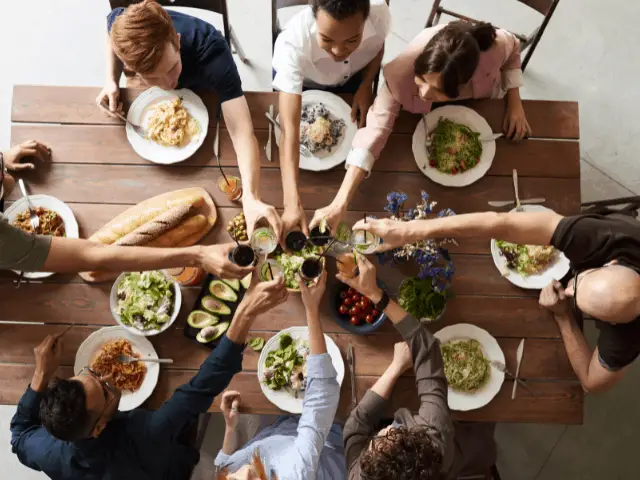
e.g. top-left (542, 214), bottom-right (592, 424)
top-left (374, 290), bottom-right (390, 312)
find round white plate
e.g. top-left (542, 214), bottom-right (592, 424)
top-left (490, 204), bottom-right (570, 290)
top-left (435, 323), bottom-right (505, 411)
top-left (275, 90), bottom-right (357, 172)
top-left (4, 194), bottom-right (79, 279)
top-left (74, 326), bottom-right (159, 412)
top-left (127, 86), bottom-right (209, 164)
top-left (412, 105), bottom-right (496, 187)
top-left (257, 326), bottom-right (345, 414)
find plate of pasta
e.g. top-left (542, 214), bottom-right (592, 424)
top-left (435, 323), bottom-right (505, 411)
top-left (127, 86), bottom-right (209, 164)
top-left (412, 105), bottom-right (496, 187)
top-left (4, 194), bottom-right (79, 279)
top-left (74, 326), bottom-right (159, 411)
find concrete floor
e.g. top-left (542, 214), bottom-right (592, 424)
top-left (1, 0), bottom-right (638, 478)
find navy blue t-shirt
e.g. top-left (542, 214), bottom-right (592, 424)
top-left (107, 8), bottom-right (243, 103)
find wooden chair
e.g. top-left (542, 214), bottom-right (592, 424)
top-left (425, 0), bottom-right (560, 71)
top-left (109, 0), bottom-right (248, 63)
top-left (581, 196), bottom-right (640, 217)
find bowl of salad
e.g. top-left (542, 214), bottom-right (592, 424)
top-left (110, 270), bottom-right (182, 336)
top-left (259, 246), bottom-right (325, 292)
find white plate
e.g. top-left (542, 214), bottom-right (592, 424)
top-left (257, 326), bottom-right (345, 414)
top-left (412, 105), bottom-right (496, 187)
top-left (435, 323), bottom-right (505, 411)
top-left (490, 204), bottom-right (571, 290)
top-left (127, 87), bottom-right (209, 164)
top-left (4, 195), bottom-right (79, 279)
top-left (275, 90), bottom-right (357, 172)
top-left (74, 326), bottom-right (159, 412)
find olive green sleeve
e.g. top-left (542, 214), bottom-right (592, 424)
top-left (0, 215), bottom-right (52, 271)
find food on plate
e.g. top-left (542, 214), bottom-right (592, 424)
top-left (495, 241), bottom-right (558, 276)
top-left (196, 322), bottom-right (230, 343)
top-left (226, 212), bottom-right (248, 241)
top-left (440, 339), bottom-right (490, 392)
top-left (248, 337), bottom-right (265, 352)
top-left (222, 279), bottom-right (241, 291)
top-left (116, 271), bottom-right (175, 331)
top-left (209, 280), bottom-right (238, 303)
top-left (187, 310), bottom-right (219, 329)
top-left (262, 333), bottom-right (309, 397)
top-left (427, 118), bottom-right (482, 175)
top-left (240, 274), bottom-right (252, 290)
top-left (300, 103), bottom-right (346, 155)
top-left (13, 207), bottom-right (66, 236)
top-left (115, 203), bottom-right (193, 246)
top-left (337, 286), bottom-right (381, 327)
top-left (90, 338), bottom-right (147, 392)
top-left (272, 246), bottom-right (321, 290)
top-left (145, 214), bottom-right (208, 248)
top-left (146, 97), bottom-right (200, 147)
top-left (201, 296), bottom-right (231, 316)
top-left (398, 277), bottom-right (447, 321)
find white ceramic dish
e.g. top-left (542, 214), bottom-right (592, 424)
top-left (435, 323), bottom-right (505, 411)
top-left (126, 87), bottom-right (209, 164)
top-left (74, 326), bottom-right (159, 412)
top-left (412, 105), bottom-right (496, 187)
top-left (257, 326), bottom-right (345, 414)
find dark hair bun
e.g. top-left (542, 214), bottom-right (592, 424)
top-left (470, 22), bottom-right (497, 51)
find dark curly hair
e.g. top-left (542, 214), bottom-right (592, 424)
top-left (40, 378), bottom-right (93, 441)
top-left (414, 21), bottom-right (497, 99)
top-left (312, 0), bottom-right (371, 21)
top-left (360, 426), bottom-right (445, 480)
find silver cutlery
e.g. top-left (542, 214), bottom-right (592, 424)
top-left (213, 112), bottom-right (220, 161)
top-left (99, 101), bottom-right (146, 138)
top-left (265, 105), bottom-right (274, 162)
top-left (347, 344), bottom-right (357, 410)
top-left (117, 354), bottom-right (174, 364)
top-left (480, 132), bottom-right (504, 142)
top-left (264, 112), bottom-right (312, 157)
top-left (422, 115), bottom-right (431, 146)
top-left (490, 359), bottom-right (536, 396)
top-left (18, 179), bottom-right (39, 231)
top-left (511, 339), bottom-right (525, 400)
top-left (488, 197), bottom-right (546, 208)
top-left (513, 169), bottom-right (523, 212)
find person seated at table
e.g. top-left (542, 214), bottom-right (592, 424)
top-left (272, 0), bottom-right (390, 237)
top-left (214, 271), bottom-right (346, 480)
top-left (0, 140), bottom-right (51, 211)
top-left (98, 0), bottom-right (280, 240)
top-left (310, 21), bottom-right (530, 233)
top-left (10, 274), bottom-right (289, 480)
top-left (351, 210), bottom-right (640, 394)
top-left (339, 255), bottom-right (496, 479)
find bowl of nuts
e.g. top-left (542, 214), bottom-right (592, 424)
top-left (226, 212), bottom-right (248, 241)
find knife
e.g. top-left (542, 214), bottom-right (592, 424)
top-left (511, 338), bottom-right (525, 400)
top-left (488, 198), bottom-right (546, 208)
top-left (347, 344), bottom-right (357, 410)
top-left (265, 105), bottom-right (273, 162)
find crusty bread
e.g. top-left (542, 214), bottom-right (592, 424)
top-left (115, 203), bottom-right (192, 246)
top-left (145, 214), bottom-right (208, 248)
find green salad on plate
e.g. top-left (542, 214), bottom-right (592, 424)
top-left (116, 271), bottom-right (175, 331)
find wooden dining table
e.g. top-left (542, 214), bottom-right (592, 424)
top-left (0, 85), bottom-right (583, 424)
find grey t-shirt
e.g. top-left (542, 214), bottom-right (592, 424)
top-left (0, 214), bottom-right (52, 271)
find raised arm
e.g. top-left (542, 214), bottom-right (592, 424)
top-left (96, 22), bottom-right (123, 116)
top-left (497, 29), bottom-right (530, 141)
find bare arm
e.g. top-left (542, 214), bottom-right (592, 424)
top-left (360, 48), bottom-right (384, 90)
top-left (104, 30), bottom-right (123, 85)
top-left (370, 359), bottom-right (404, 400)
top-left (96, 30), bottom-right (123, 113)
top-left (279, 92), bottom-right (303, 208)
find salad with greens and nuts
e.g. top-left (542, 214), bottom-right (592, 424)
top-left (270, 246), bottom-right (320, 290)
top-left (116, 271), bottom-right (175, 331)
top-left (262, 333), bottom-right (309, 397)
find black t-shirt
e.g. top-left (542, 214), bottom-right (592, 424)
top-left (107, 9), bottom-right (243, 103)
top-left (551, 214), bottom-right (640, 370)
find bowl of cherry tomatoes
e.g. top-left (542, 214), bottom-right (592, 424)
top-left (329, 281), bottom-right (387, 335)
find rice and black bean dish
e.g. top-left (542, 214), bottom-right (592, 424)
top-left (300, 103), bottom-right (346, 155)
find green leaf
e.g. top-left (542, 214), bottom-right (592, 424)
top-left (247, 337), bottom-right (265, 352)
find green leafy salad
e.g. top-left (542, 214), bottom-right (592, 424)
top-left (262, 333), bottom-right (309, 396)
top-left (441, 339), bottom-right (490, 392)
top-left (273, 246), bottom-right (319, 290)
top-left (398, 277), bottom-right (447, 321)
top-left (495, 240), bottom-right (557, 276)
top-left (116, 271), bottom-right (175, 331)
top-left (428, 118), bottom-right (482, 174)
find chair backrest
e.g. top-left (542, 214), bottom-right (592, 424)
top-left (519, 0), bottom-right (557, 15)
top-left (271, 0), bottom-right (310, 42)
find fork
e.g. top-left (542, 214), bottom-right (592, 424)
top-left (117, 354), bottom-right (174, 364)
top-left (264, 112), bottom-right (312, 157)
top-left (490, 360), bottom-right (537, 396)
top-left (512, 169), bottom-right (523, 212)
top-left (18, 179), bottom-right (39, 231)
top-left (99, 101), bottom-right (146, 138)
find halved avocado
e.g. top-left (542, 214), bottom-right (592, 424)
top-left (240, 273), bottom-right (252, 290)
top-left (201, 296), bottom-right (231, 316)
top-left (209, 280), bottom-right (238, 302)
top-left (196, 322), bottom-right (230, 343)
top-left (187, 310), bottom-right (219, 329)
top-left (222, 279), bottom-right (241, 291)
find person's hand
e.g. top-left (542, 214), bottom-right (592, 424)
top-left (199, 243), bottom-right (255, 280)
top-left (32, 334), bottom-right (64, 390)
top-left (503, 99), bottom-right (531, 141)
top-left (298, 270), bottom-right (327, 314)
top-left (96, 80), bottom-right (123, 118)
top-left (221, 390), bottom-right (241, 430)
top-left (539, 280), bottom-right (572, 319)
top-left (281, 201), bottom-right (308, 245)
top-left (309, 202), bottom-right (347, 237)
top-left (4, 140), bottom-right (51, 171)
top-left (243, 197), bottom-right (282, 239)
top-left (390, 341), bottom-right (413, 375)
top-left (336, 254), bottom-right (382, 301)
top-left (351, 218), bottom-right (412, 252)
top-left (238, 272), bottom-right (288, 318)
top-left (351, 84), bottom-right (373, 128)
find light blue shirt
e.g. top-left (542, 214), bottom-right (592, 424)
top-left (214, 353), bottom-right (345, 480)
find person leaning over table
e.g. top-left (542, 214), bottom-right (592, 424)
top-left (273, 0), bottom-right (390, 237)
top-left (310, 20), bottom-right (531, 233)
top-left (351, 209), bottom-right (640, 394)
top-left (214, 271), bottom-right (346, 480)
top-left (10, 274), bottom-right (289, 480)
top-left (339, 254), bottom-right (496, 480)
top-left (97, 0), bottom-right (281, 241)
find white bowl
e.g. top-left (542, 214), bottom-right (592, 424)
top-left (110, 271), bottom-right (182, 336)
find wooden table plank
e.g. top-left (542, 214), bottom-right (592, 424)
top-left (11, 124), bottom-right (580, 178)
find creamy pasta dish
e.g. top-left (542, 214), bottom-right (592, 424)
top-left (146, 98), bottom-right (200, 147)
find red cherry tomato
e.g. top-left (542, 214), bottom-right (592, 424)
top-left (347, 288), bottom-right (355, 296)
top-left (350, 306), bottom-right (359, 316)
top-left (371, 309), bottom-right (380, 317)
top-left (429, 160), bottom-right (436, 168)
top-left (344, 298), bottom-right (352, 306)
top-left (451, 167), bottom-right (457, 174)
top-left (361, 297), bottom-right (370, 307)
top-left (339, 305), bottom-right (349, 315)
top-left (365, 314), bottom-right (374, 324)
top-left (350, 316), bottom-right (360, 325)
top-left (351, 294), bottom-right (360, 302)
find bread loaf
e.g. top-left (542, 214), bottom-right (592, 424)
top-left (115, 203), bottom-right (192, 246)
top-left (146, 214), bottom-right (208, 248)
